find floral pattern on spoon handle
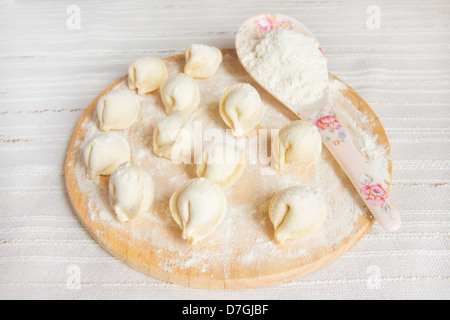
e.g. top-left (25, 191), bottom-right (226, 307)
top-left (310, 104), bottom-right (401, 231)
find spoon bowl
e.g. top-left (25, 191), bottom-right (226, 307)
top-left (236, 13), bottom-right (316, 49)
top-left (236, 13), bottom-right (329, 116)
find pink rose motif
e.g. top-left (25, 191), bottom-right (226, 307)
top-left (254, 14), bottom-right (278, 34)
top-left (279, 20), bottom-right (293, 30)
top-left (315, 115), bottom-right (341, 130)
top-left (361, 182), bottom-right (389, 207)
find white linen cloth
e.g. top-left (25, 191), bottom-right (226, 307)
top-left (0, 0), bottom-right (448, 299)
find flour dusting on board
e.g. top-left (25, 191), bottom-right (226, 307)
top-left (71, 51), bottom-right (390, 277)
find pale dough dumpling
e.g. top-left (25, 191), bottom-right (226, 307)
top-left (160, 73), bottom-right (200, 117)
top-left (128, 57), bottom-right (168, 95)
top-left (184, 44), bottom-right (222, 79)
top-left (109, 162), bottom-right (154, 222)
top-left (219, 83), bottom-right (265, 137)
top-left (269, 186), bottom-right (327, 244)
top-left (83, 133), bottom-right (131, 179)
top-left (170, 178), bottom-right (227, 244)
top-left (196, 143), bottom-right (246, 189)
top-left (272, 120), bottom-right (322, 171)
top-left (96, 90), bottom-right (140, 132)
top-left (153, 113), bottom-right (192, 162)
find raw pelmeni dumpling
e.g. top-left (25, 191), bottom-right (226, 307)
top-left (184, 44), bottom-right (222, 79)
top-left (196, 143), bottom-right (246, 189)
top-left (219, 83), bottom-right (265, 137)
top-left (83, 133), bottom-right (131, 179)
top-left (128, 57), bottom-right (168, 95)
top-left (109, 162), bottom-right (154, 222)
top-left (269, 186), bottom-right (327, 244)
top-left (160, 73), bottom-right (200, 117)
top-left (272, 120), bottom-right (322, 171)
top-left (170, 178), bottom-right (226, 244)
top-left (96, 90), bottom-right (140, 132)
top-left (153, 113), bottom-right (192, 162)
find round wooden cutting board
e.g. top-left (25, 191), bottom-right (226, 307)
top-left (65, 49), bottom-right (392, 289)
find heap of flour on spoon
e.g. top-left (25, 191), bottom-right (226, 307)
top-left (239, 28), bottom-right (328, 107)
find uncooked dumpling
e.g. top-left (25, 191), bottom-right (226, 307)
top-left (153, 113), bottom-right (192, 162)
top-left (272, 120), bottom-right (322, 171)
top-left (128, 57), bottom-right (168, 95)
top-left (160, 73), bottom-right (200, 117)
top-left (169, 178), bottom-right (227, 244)
top-left (219, 83), bottom-right (265, 137)
top-left (184, 44), bottom-right (222, 79)
top-left (269, 186), bottom-right (327, 244)
top-left (196, 143), bottom-right (246, 189)
top-left (83, 133), bottom-right (131, 179)
top-left (109, 162), bottom-right (154, 222)
top-left (96, 90), bottom-right (140, 132)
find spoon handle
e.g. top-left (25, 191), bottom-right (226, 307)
top-left (308, 103), bottom-right (401, 231)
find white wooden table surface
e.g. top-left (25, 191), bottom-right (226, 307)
top-left (0, 0), bottom-right (449, 299)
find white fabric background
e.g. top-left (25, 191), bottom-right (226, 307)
top-left (0, 0), bottom-right (449, 299)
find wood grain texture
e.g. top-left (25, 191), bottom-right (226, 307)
top-left (65, 49), bottom-right (392, 290)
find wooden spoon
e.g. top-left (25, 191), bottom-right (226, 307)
top-left (235, 13), bottom-right (401, 231)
